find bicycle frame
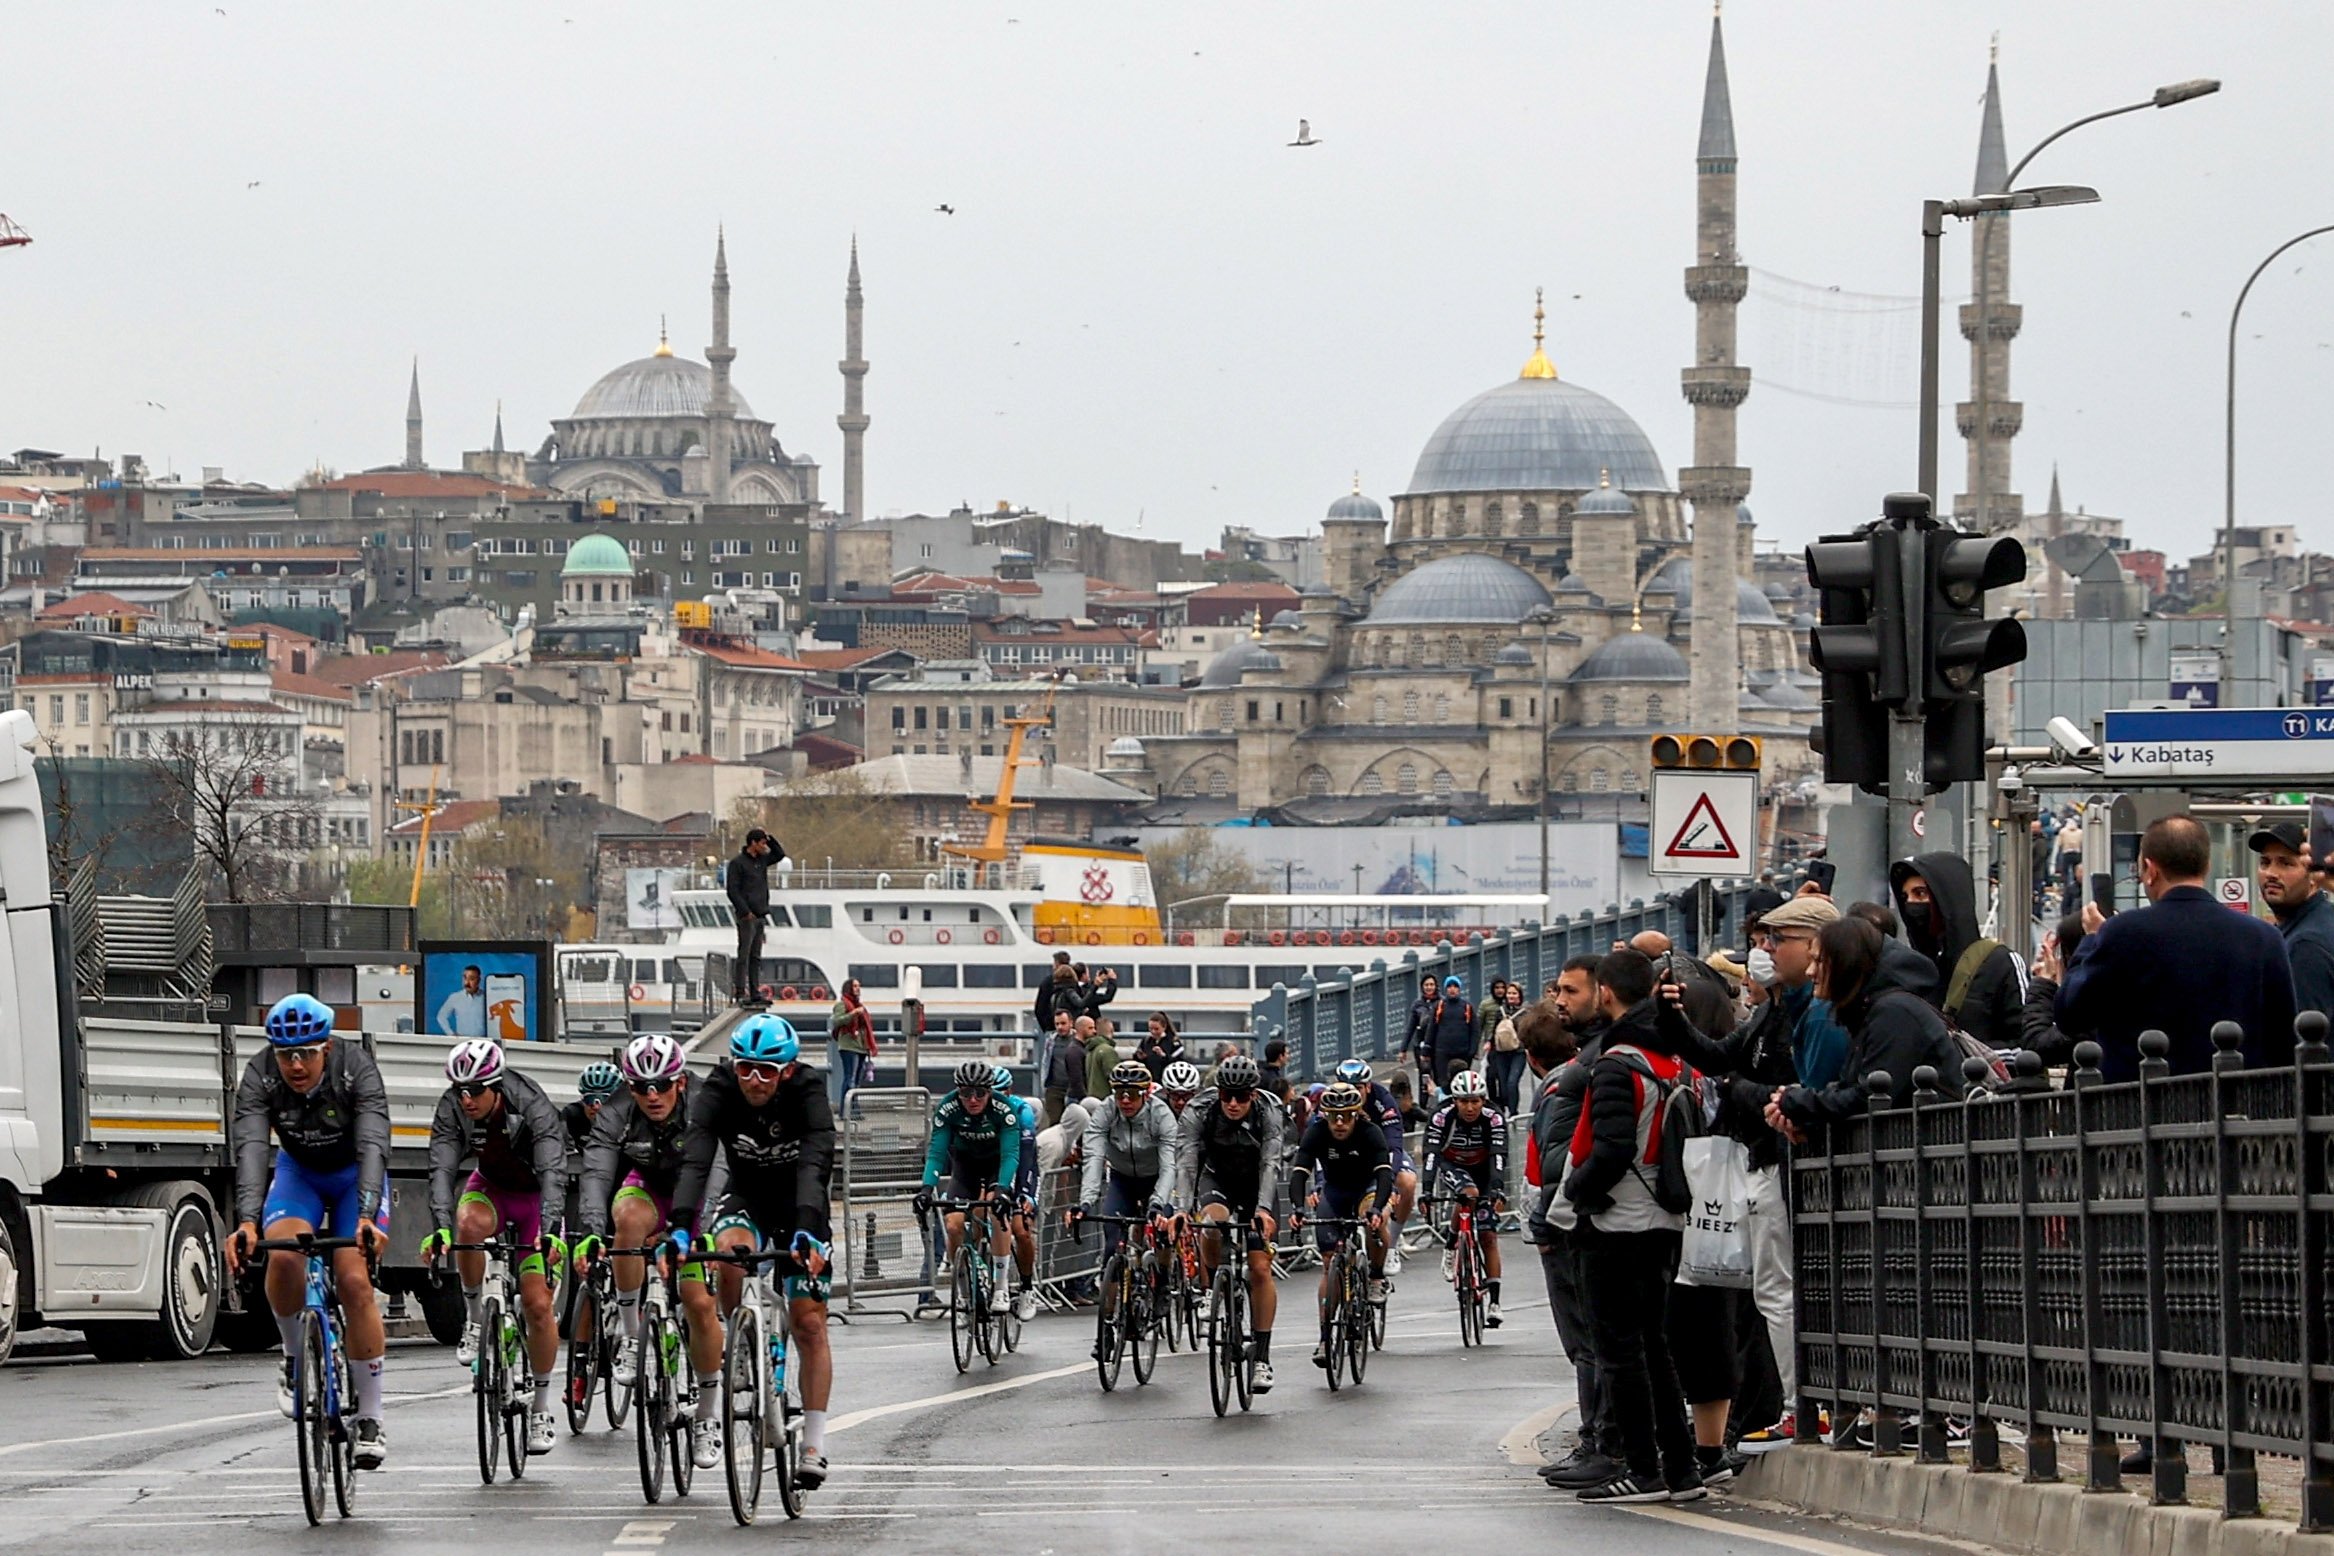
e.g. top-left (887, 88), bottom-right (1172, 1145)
top-left (245, 1233), bottom-right (369, 1525)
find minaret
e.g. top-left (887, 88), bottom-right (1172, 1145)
top-left (404, 358), bottom-right (425, 470)
top-left (1956, 48), bottom-right (2021, 534)
top-left (705, 228), bottom-right (736, 505)
top-left (491, 400), bottom-right (505, 455)
top-left (2042, 462), bottom-right (2067, 617)
top-left (1679, 5), bottom-right (1750, 733)
top-left (837, 237), bottom-right (870, 523)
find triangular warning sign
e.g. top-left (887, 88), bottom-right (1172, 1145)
top-left (1664, 791), bottom-right (1740, 860)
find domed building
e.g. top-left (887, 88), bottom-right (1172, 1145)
top-left (527, 234), bottom-right (819, 507)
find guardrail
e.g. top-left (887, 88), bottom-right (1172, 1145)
top-left (1791, 1020), bottom-right (2334, 1531)
top-left (1248, 880), bottom-right (1771, 1081)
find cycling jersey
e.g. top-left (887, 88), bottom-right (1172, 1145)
top-left (1077, 1093), bottom-right (1186, 1209)
top-left (1176, 1088), bottom-right (1284, 1214)
top-left (232, 1041), bottom-right (391, 1228)
top-left (1422, 1101), bottom-right (1508, 1198)
top-left (922, 1092), bottom-right (1022, 1196)
top-left (560, 1099), bottom-right (597, 1154)
top-left (427, 1069), bottom-right (567, 1235)
top-left (577, 1090), bottom-right (690, 1236)
top-left (1288, 1114), bottom-right (1395, 1207)
top-left (672, 1060), bottom-right (836, 1243)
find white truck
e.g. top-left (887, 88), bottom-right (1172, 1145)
top-left (0, 709), bottom-right (708, 1366)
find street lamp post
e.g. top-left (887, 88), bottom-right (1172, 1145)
top-left (2218, 223), bottom-right (2334, 704)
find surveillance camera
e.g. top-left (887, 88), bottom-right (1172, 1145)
top-left (1997, 763), bottom-right (2025, 795)
top-left (2047, 716), bottom-right (2098, 761)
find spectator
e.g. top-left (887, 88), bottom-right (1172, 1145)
top-left (1081, 1016), bottom-right (1122, 1102)
top-left (1133, 1011), bottom-right (1185, 1082)
top-left (826, 977), bottom-right (877, 1110)
top-left (1890, 852), bottom-right (2026, 1045)
top-left (1631, 930), bottom-right (1738, 1039)
top-left (1040, 1008), bottom-right (1079, 1124)
top-left (2057, 816), bottom-right (2297, 1080)
top-left (1665, 879), bottom-right (1726, 956)
top-left (1032, 950), bottom-right (1075, 1031)
top-left (2252, 824), bottom-right (2334, 1020)
top-left (1048, 1013), bottom-right (1097, 1121)
top-left (2030, 818), bottom-right (2056, 915)
top-left (1561, 948), bottom-right (1700, 1502)
top-left (1521, 995), bottom-right (1618, 1491)
top-left (1402, 974), bottom-right (1440, 1096)
top-left (1420, 976), bottom-right (1477, 1092)
top-left (723, 828), bottom-right (782, 1005)
top-left (1384, 1070), bottom-right (1428, 1133)
top-left (1478, 978), bottom-right (1528, 1113)
top-left (1740, 886), bottom-right (1787, 943)
top-left (2056, 813), bottom-right (2086, 894)
top-left (1037, 1099), bottom-right (1090, 1178)
top-left (1846, 900), bottom-right (1899, 940)
top-left (1074, 962), bottom-right (1119, 1023)
top-left (1259, 1037), bottom-right (1289, 1097)
top-left (1773, 916), bottom-right (1963, 1130)
top-left (2020, 910), bottom-right (2092, 1062)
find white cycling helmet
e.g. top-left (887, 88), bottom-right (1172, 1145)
top-left (621, 1032), bottom-right (688, 1084)
top-left (1448, 1069), bottom-right (1489, 1100)
top-left (444, 1039), bottom-right (506, 1087)
top-left (1161, 1061), bottom-right (1203, 1095)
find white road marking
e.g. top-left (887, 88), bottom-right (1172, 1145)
top-left (0, 1383), bottom-right (467, 1460)
top-left (1499, 1399), bottom-right (1571, 1465)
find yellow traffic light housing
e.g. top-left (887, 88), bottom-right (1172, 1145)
top-left (1650, 733), bottom-right (1762, 772)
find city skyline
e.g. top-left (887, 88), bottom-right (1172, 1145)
top-left (3, 2), bottom-right (2329, 564)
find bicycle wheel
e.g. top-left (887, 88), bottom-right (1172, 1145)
top-left (1346, 1262), bottom-right (1372, 1385)
top-left (774, 1386), bottom-right (805, 1520)
top-left (1130, 1260), bottom-right (1160, 1386)
top-left (500, 1310), bottom-right (528, 1480)
top-left (998, 1260), bottom-right (1025, 1354)
top-left (603, 1281), bottom-right (635, 1431)
top-left (949, 1245), bottom-right (978, 1374)
top-left (295, 1307), bottom-right (329, 1526)
top-left (1160, 1258), bottom-right (1184, 1354)
top-left (566, 1278), bottom-right (599, 1434)
top-left (1095, 1254), bottom-right (1126, 1392)
top-left (1231, 1274), bottom-right (1254, 1412)
top-left (1321, 1263), bottom-right (1345, 1393)
top-left (722, 1301), bottom-right (766, 1526)
top-left (668, 1307), bottom-right (696, 1499)
top-left (1454, 1232), bottom-right (1480, 1348)
top-left (329, 1336), bottom-right (357, 1518)
top-left (635, 1305), bottom-right (668, 1504)
top-left (1206, 1271), bottom-right (1233, 1418)
top-left (977, 1254), bottom-right (1003, 1366)
top-left (475, 1296), bottom-right (504, 1485)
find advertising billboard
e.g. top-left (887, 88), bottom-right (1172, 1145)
top-left (416, 941), bottom-right (550, 1043)
top-left (626, 867), bottom-right (688, 932)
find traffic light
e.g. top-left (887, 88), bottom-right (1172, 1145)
top-left (1649, 733), bottom-right (1763, 771)
top-left (1803, 524), bottom-right (1906, 793)
top-left (1918, 530), bottom-right (2027, 786)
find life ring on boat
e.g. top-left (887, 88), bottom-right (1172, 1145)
top-left (1036, 927), bottom-right (1055, 945)
top-left (888, 929), bottom-right (905, 945)
top-left (779, 985), bottom-right (798, 1002)
top-left (1361, 930), bottom-right (1380, 947)
top-left (628, 983), bottom-right (647, 1002)
top-left (1084, 932), bottom-right (1102, 946)
top-left (983, 928), bottom-right (1001, 945)
top-left (1222, 932), bottom-right (1241, 947)
top-left (1268, 931), bottom-right (1286, 947)
top-left (936, 929), bottom-right (952, 945)
top-left (1133, 932), bottom-right (1150, 946)
top-left (1177, 932), bottom-right (1195, 947)
top-left (757, 983), bottom-right (776, 1001)
top-left (1338, 931), bottom-right (1356, 947)
top-left (809, 985), bottom-right (830, 1001)
top-left (1314, 931), bottom-right (1334, 947)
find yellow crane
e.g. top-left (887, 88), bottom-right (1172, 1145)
top-left (943, 680), bottom-right (1058, 870)
top-left (393, 766), bottom-right (442, 908)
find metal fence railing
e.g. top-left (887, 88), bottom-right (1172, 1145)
top-left (1249, 880), bottom-right (1774, 1082)
top-left (1791, 1023), bottom-right (2334, 1532)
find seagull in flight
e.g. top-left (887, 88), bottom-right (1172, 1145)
top-left (935, 204), bottom-right (955, 215)
top-left (1288, 119), bottom-right (1320, 148)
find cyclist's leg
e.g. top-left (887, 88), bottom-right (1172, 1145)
top-left (1197, 1193), bottom-right (1230, 1285)
top-left (1246, 1209), bottom-right (1279, 1340)
top-left (942, 1209), bottom-right (967, 1262)
top-left (315, 1164), bottom-right (388, 1424)
top-left (1010, 1202), bottom-right (1038, 1282)
top-left (610, 1183), bottom-right (661, 1343)
top-left (674, 1244), bottom-right (724, 1423)
top-left (787, 1283), bottom-right (833, 1461)
top-left (1389, 1163), bottom-right (1420, 1240)
top-left (1473, 1179), bottom-right (1503, 1288)
top-left (258, 1151), bottom-right (325, 1346)
top-left (454, 1177), bottom-right (500, 1327)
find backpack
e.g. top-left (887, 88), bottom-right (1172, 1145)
top-left (1600, 1043), bottom-right (1704, 1215)
top-left (1494, 1016), bottom-right (1520, 1053)
top-left (1940, 941), bottom-right (2013, 1090)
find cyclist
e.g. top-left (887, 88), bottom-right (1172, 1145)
top-left (915, 1060), bottom-right (1022, 1319)
top-left (226, 993), bottom-right (393, 1469)
top-left (1072, 1058), bottom-right (1186, 1362)
top-left (1159, 1060), bottom-right (1203, 1119)
top-left (1289, 1080), bottom-right (1395, 1370)
top-left (1333, 1056), bottom-right (1423, 1277)
top-left (1174, 1051), bottom-right (1283, 1392)
top-left (564, 1060), bottom-right (623, 1152)
top-left (420, 1039), bottom-right (570, 1458)
top-left (1421, 1068), bottom-right (1509, 1327)
top-left (670, 1014), bottom-right (837, 1488)
top-left (993, 1062), bottom-right (1042, 1322)
top-left (572, 1034), bottom-right (693, 1394)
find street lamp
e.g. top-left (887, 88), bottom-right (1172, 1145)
top-left (1528, 605), bottom-right (1556, 899)
top-left (2218, 221), bottom-right (2334, 703)
top-left (1970, 79), bottom-right (2219, 546)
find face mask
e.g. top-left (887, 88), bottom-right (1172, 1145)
top-left (1747, 947), bottom-right (1778, 987)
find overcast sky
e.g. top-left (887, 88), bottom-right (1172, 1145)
top-left (4, 2), bottom-right (2330, 568)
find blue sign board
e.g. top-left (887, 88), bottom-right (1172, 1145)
top-left (2102, 708), bottom-right (2334, 779)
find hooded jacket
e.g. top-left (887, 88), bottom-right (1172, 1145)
top-left (1561, 1000), bottom-right (1687, 1235)
top-left (1707, 980), bottom-right (1845, 1171)
top-left (1776, 942), bottom-right (1964, 1126)
top-left (427, 1068), bottom-right (567, 1234)
top-left (1079, 1091), bottom-right (1186, 1206)
top-left (1890, 851), bottom-right (2026, 1047)
top-left (1424, 983), bottom-right (1476, 1063)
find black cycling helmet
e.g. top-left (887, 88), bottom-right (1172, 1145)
top-left (1215, 1053), bottom-right (1261, 1095)
top-left (952, 1059), bottom-right (994, 1091)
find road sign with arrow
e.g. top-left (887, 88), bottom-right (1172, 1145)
top-left (1649, 769), bottom-right (1760, 879)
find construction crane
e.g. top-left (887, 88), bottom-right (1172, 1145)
top-left (394, 766), bottom-right (443, 908)
top-left (0, 215), bottom-right (30, 250)
top-left (943, 678), bottom-right (1060, 873)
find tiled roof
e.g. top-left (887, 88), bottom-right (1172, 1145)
top-left (270, 669), bottom-right (356, 703)
top-left (691, 641), bottom-right (810, 671)
top-left (386, 798), bottom-right (501, 837)
top-left (304, 650), bottom-right (450, 687)
top-left (36, 590), bottom-right (152, 619)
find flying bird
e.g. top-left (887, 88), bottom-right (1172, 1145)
top-left (1288, 119), bottom-right (1320, 148)
top-left (246, 180), bottom-right (261, 188)
top-left (935, 204), bottom-right (955, 215)
top-left (143, 401), bottom-right (166, 410)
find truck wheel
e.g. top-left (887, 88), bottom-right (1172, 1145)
top-left (86, 1186), bottom-right (222, 1361)
top-left (415, 1276), bottom-right (466, 1347)
top-left (0, 1212), bottom-right (20, 1368)
top-left (214, 1304), bottom-right (280, 1353)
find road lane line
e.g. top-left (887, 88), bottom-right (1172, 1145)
top-left (825, 1348), bottom-right (1198, 1435)
top-left (1499, 1399), bottom-right (1570, 1465)
top-left (0, 1383), bottom-right (468, 1460)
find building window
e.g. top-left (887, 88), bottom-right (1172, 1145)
top-left (1303, 767), bottom-right (1331, 798)
top-left (1245, 700), bottom-right (1259, 723)
top-left (1216, 699), bottom-right (1233, 732)
top-left (1432, 769), bottom-right (1455, 799)
top-left (913, 707), bottom-right (928, 730)
top-left (1176, 773), bottom-right (1198, 797)
top-left (1371, 694), bottom-right (1387, 725)
top-left (1599, 693), bottom-right (1618, 724)
top-left (47, 696), bottom-right (62, 724)
top-left (1396, 762), bottom-right (1419, 795)
top-left (72, 693), bottom-right (89, 725)
top-left (1644, 693), bottom-right (1663, 725)
top-left (1359, 771), bottom-right (1383, 796)
top-left (1207, 769), bottom-right (1230, 799)
top-left (1591, 768), bottom-right (1610, 792)
top-left (1402, 689), bottom-right (1420, 722)
top-left (1621, 769), bottom-right (1640, 791)
top-left (891, 707), bottom-right (906, 731)
top-left (1432, 693), bottom-right (1449, 722)
top-left (1498, 696), bottom-right (1514, 719)
top-left (1520, 501), bottom-right (1540, 536)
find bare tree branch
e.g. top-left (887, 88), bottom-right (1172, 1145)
top-left (142, 715), bottom-right (321, 903)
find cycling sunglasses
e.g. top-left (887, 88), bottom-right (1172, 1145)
top-left (629, 1078), bottom-right (678, 1096)
top-left (1111, 1085), bottom-right (1152, 1100)
top-left (734, 1060), bottom-right (786, 1082)
top-left (455, 1081), bottom-right (501, 1100)
top-left (955, 1084), bottom-right (992, 1099)
top-left (275, 1044), bottom-right (328, 1064)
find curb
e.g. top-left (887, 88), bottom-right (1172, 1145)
top-left (1737, 1444), bottom-right (2334, 1556)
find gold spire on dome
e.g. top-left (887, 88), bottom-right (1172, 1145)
top-left (1352, 470), bottom-right (1363, 494)
top-left (1519, 287), bottom-right (1558, 380)
top-left (1250, 606), bottom-right (1265, 639)
top-left (654, 315), bottom-right (674, 357)
top-left (1599, 467), bottom-right (1612, 487)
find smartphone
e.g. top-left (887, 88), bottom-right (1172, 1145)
top-left (2088, 871), bottom-right (2116, 918)
top-left (2311, 795), bottom-right (2334, 876)
top-left (1805, 860), bottom-right (1837, 896)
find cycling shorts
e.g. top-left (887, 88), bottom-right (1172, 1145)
top-left (612, 1168), bottom-right (676, 1225)
top-left (460, 1172), bottom-right (555, 1274)
top-left (1311, 1182), bottom-right (1380, 1254)
top-left (1195, 1167), bottom-right (1263, 1223)
top-left (262, 1151), bottom-right (389, 1236)
top-left (705, 1194), bottom-right (831, 1305)
top-left (1439, 1160), bottom-right (1498, 1199)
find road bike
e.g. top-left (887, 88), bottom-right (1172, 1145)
top-left (563, 1247), bottom-right (633, 1433)
top-left (1078, 1210), bottom-right (1167, 1393)
top-left (1163, 1216), bottom-right (1205, 1353)
top-left (931, 1195), bottom-right (1009, 1373)
top-left (243, 1233), bottom-right (369, 1525)
top-left (1199, 1212), bottom-right (1267, 1417)
top-left (696, 1244), bottom-right (816, 1526)
top-left (440, 1239), bottom-right (532, 1483)
top-left (1300, 1213), bottom-right (1374, 1391)
top-left (614, 1238), bottom-right (697, 1505)
top-left (1428, 1192), bottom-right (1494, 1348)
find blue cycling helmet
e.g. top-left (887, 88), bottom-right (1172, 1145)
top-left (729, 1013), bottom-right (800, 1065)
top-left (1334, 1057), bottom-right (1374, 1086)
top-left (265, 993), bottom-right (335, 1046)
top-left (578, 1061), bottom-right (622, 1103)
top-left (990, 1063), bottom-right (1014, 1094)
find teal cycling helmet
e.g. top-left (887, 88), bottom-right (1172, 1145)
top-left (578, 1061), bottom-right (622, 1103)
top-left (729, 1013), bottom-right (800, 1065)
top-left (990, 1063), bottom-right (1014, 1094)
top-left (265, 993), bottom-right (335, 1046)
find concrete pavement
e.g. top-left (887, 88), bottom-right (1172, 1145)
top-left (1, 1252), bottom-right (1971, 1554)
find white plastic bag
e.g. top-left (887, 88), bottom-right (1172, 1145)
top-left (1676, 1134), bottom-right (1754, 1288)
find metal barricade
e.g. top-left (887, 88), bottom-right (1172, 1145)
top-left (834, 1086), bottom-right (933, 1318)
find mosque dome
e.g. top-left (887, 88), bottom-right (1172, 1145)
top-left (1365, 553), bottom-right (1553, 627)
top-left (1570, 631), bottom-right (1690, 683)
top-left (1574, 472), bottom-right (1639, 516)
top-left (1327, 486), bottom-right (1385, 522)
top-left (562, 532), bottom-right (635, 577)
top-left (1198, 637), bottom-right (1282, 688)
top-left (572, 346), bottom-right (757, 422)
top-left (1492, 642), bottom-right (1535, 667)
top-left (1268, 609), bottom-right (1302, 629)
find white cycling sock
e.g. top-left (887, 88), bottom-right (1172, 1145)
top-left (693, 1373), bottom-right (721, 1421)
top-left (462, 1285), bottom-right (483, 1328)
top-left (803, 1408), bottom-right (828, 1453)
top-left (531, 1373), bottom-right (553, 1412)
top-left (275, 1312), bottom-right (302, 1357)
top-left (356, 1357), bottom-right (385, 1421)
top-left (617, 1285), bottom-right (644, 1340)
